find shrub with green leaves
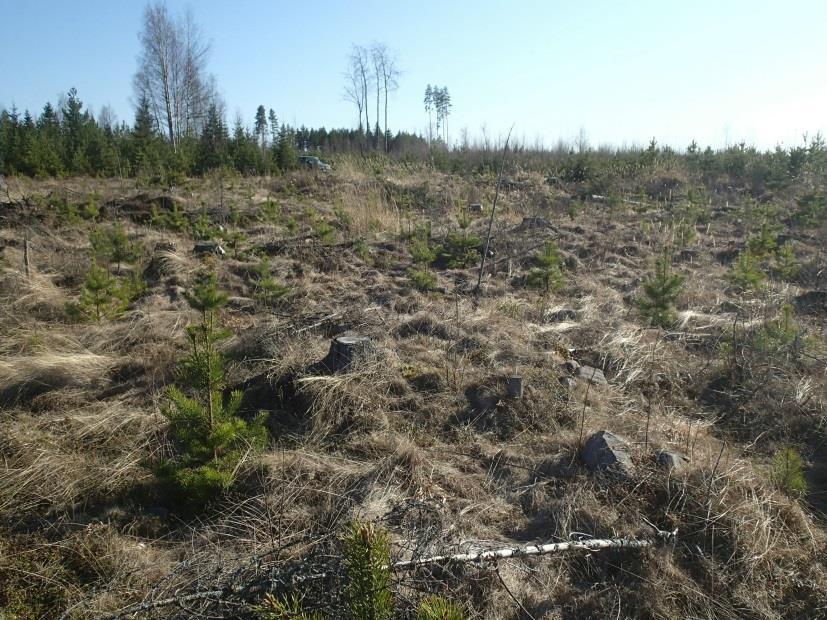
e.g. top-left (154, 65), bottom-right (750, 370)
top-left (158, 274), bottom-right (268, 507)
top-left (342, 521), bottom-right (393, 620)
top-left (771, 445), bottom-right (806, 497)
top-left (526, 240), bottom-right (564, 297)
top-left (637, 251), bottom-right (685, 327)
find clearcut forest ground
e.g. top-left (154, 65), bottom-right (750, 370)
top-left (0, 158), bottom-right (826, 619)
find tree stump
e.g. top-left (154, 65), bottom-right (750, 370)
top-left (324, 335), bottom-right (372, 372)
top-left (507, 374), bottom-right (524, 399)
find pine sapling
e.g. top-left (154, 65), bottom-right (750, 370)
top-left (637, 250), bottom-right (685, 327)
top-left (526, 240), bottom-right (565, 312)
top-left (342, 520), bottom-right (393, 620)
top-left (159, 273), bottom-right (268, 506)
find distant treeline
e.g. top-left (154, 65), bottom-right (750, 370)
top-left (0, 89), bottom-right (429, 180)
top-left (2, 89), bottom-right (826, 197)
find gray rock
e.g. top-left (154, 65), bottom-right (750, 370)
top-left (166, 285), bottom-right (186, 301)
top-left (226, 296), bottom-right (256, 313)
top-left (576, 365), bottom-right (607, 385)
top-left (581, 431), bottom-right (634, 476)
top-left (193, 241), bottom-right (226, 256)
top-left (546, 307), bottom-right (578, 322)
top-left (562, 360), bottom-right (580, 374)
top-left (657, 450), bottom-right (690, 472)
top-left (559, 376), bottom-right (577, 389)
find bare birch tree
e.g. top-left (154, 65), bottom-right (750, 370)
top-left (372, 43), bottom-right (400, 152)
top-left (344, 45), bottom-right (371, 141)
top-left (343, 55), bottom-right (365, 134)
top-left (134, 1), bottom-right (215, 150)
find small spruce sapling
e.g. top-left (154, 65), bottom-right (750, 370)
top-left (637, 250), bottom-right (685, 327)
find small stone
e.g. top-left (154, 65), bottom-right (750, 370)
top-left (559, 376), bottom-right (577, 389)
top-left (226, 296), bottom-right (256, 313)
top-left (562, 360), bottom-right (580, 374)
top-left (581, 430), bottom-right (634, 476)
top-left (193, 241), bottom-right (226, 256)
top-left (576, 365), bottom-right (607, 385)
top-left (545, 307), bottom-right (578, 322)
top-left (507, 375), bottom-right (524, 399)
top-left (154, 241), bottom-right (176, 252)
top-left (657, 450), bottom-right (690, 472)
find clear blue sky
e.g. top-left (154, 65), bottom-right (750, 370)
top-left (2, 0), bottom-right (826, 150)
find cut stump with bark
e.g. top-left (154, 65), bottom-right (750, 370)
top-left (324, 335), bottom-right (372, 372)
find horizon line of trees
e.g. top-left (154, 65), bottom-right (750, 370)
top-left (0, 89), bottom-right (438, 178)
top-left (2, 93), bottom-right (825, 196)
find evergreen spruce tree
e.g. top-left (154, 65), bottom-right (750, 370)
top-left (254, 105), bottom-right (268, 150)
top-left (275, 126), bottom-right (298, 171)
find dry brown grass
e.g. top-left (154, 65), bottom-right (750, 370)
top-left (0, 170), bottom-right (825, 618)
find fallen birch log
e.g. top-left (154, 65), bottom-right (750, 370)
top-left (95, 530), bottom-right (676, 619)
top-left (388, 529), bottom-right (677, 571)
